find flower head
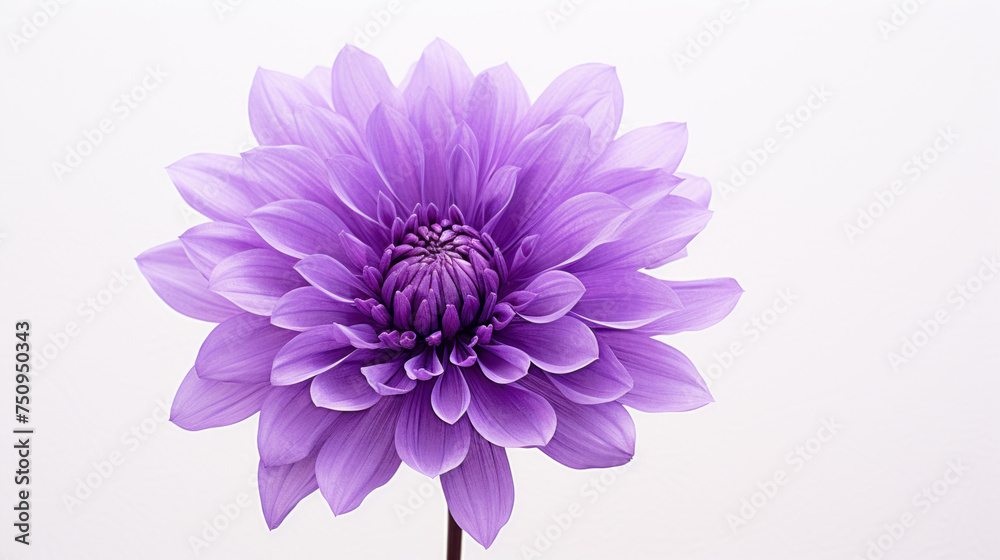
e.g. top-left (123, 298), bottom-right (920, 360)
top-left (138, 39), bottom-right (741, 548)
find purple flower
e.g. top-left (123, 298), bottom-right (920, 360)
top-left (138, 39), bottom-right (741, 548)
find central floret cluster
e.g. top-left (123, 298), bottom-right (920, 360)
top-left (354, 204), bottom-right (511, 380)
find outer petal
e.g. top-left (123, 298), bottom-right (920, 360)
top-left (440, 434), bottom-right (514, 548)
top-left (600, 331), bottom-right (713, 412)
top-left (166, 153), bottom-right (261, 223)
top-left (271, 325), bottom-right (354, 385)
top-left (520, 373), bottom-right (635, 469)
top-left (293, 105), bottom-right (367, 159)
top-left (475, 343), bottom-right (530, 384)
top-left (270, 286), bottom-right (367, 331)
top-left (295, 254), bottom-right (370, 303)
top-left (249, 67), bottom-right (330, 146)
top-left (259, 452), bottom-right (319, 530)
top-left (635, 278), bottom-right (743, 335)
top-left (589, 122), bottom-right (689, 176)
top-left (431, 364), bottom-right (470, 424)
top-left (137, 240), bottom-right (242, 322)
top-left (366, 104), bottom-right (424, 211)
top-left (209, 248), bottom-right (306, 315)
top-left (547, 337), bottom-right (633, 405)
top-left (463, 64), bottom-right (530, 184)
top-left (466, 371), bottom-right (556, 447)
top-left (493, 316), bottom-right (598, 374)
top-left (514, 270), bottom-right (585, 324)
top-left (403, 38), bottom-right (474, 116)
top-left (246, 200), bottom-right (351, 261)
top-left (310, 350), bottom-right (384, 411)
top-left (395, 383), bottom-right (472, 477)
top-left (258, 383), bottom-right (338, 467)
top-left (241, 145), bottom-right (338, 208)
top-left (331, 45), bottom-right (407, 135)
top-left (196, 312), bottom-right (296, 383)
top-left (572, 270), bottom-right (683, 329)
top-left (170, 367), bottom-right (269, 431)
top-left (316, 397), bottom-right (403, 515)
top-left (409, 89), bottom-right (456, 209)
top-left (179, 222), bottom-right (267, 278)
top-left (361, 355), bottom-right (418, 396)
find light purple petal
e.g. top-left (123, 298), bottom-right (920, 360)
top-left (331, 45), bottom-right (407, 135)
top-left (670, 173), bottom-right (712, 208)
top-left (466, 370), bottom-right (556, 447)
top-left (589, 122), bottom-right (688, 175)
top-left (409, 89), bottom-right (456, 209)
top-left (315, 397), bottom-right (403, 515)
top-left (600, 331), bottom-right (713, 412)
top-left (635, 278), bottom-right (743, 335)
top-left (293, 105), bottom-right (367, 159)
top-left (179, 222), bottom-right (266, 278)
top-left (366, 103), bottom-right (424, 211)
top-left (474, 165), bottom-right (518, 231)
top-left (519, 374), bottom-right (635, 469)
top-left (196, 312), bottom-right (296, 383)
top-left (310, 350), bottom-right (384, 411)
top-left (463, 64), bottom-right (530, 184)
top-left (270, 286), bottom-right (366, 331)
top-left (294, 254), bottom-right (369, 303)
top-left (249, 67), bottom-right (331, 146)
top-left (395, 383), bottom-right (471, 477)
top-left (493, 316), bottom-right (598, 374)
top-left (403, 38), bottom-right (474, 117)
top-left (259, 452), bottom-right (319, 530)
top-left (209, 248), bottom-right (305, 315)
top-left (166, 153), bottom-right (260, 223)
top-left (432, 364), bottom-right (470, 424)
top-left (575, 167), bottom-right (683, 206)
top-left (271, 325), bottom-right (354, 386)
top-left (258, 382), bottom-right (338, 467)
top-left (572, 270), bottom-right (683, 329)
top-left (247, 199), bottom-right (352, 261)
top-left (475, 343), bottom-right (530, 384)
top-left (514, 271), bottom-right (585, 324)
top-left (170, 367), bottom-right (269, 431)
top-left (361, 355), bottom-right (417, 396)
top-left (137, 240), bottom-right (242, 322)
top-left (546, 337), bottom-right (632, 405)
top-left (326, 154), bottom-right (398, 222)
top-left (440, 433), bottom-right (514, 548)
top-left (241, 145), bottom-right (338, 208)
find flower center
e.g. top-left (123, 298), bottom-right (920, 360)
top-left (359, 204), bottom-right (509, 351)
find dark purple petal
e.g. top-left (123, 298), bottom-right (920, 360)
top-left (196, 312), bottom-right (296, 383)
top-left (600, 331), bottom-right (713, 412)
top-left (366, 103), bottom-right (424, 211)
top-left (520, 374), bottom-right (635, 469)
top-left (395, 383), bottom-right (471, 477)
top-left (270, 286), bottom-right (367, 331)
top-left (331, 45), bottom-right (406, 135)
top-left (403, 38), bottom-right (474, 117)
top-left (258, 452), bottom-right (319, 530)
top-left (466, 370), bottom-right (556, 447)
top-left (166, 153), bottom-right (261, 223)
top-left (137, 240), bottom-right (242, 322)
top-left (404, 346), bottom-right (444, 380)
top-left (247, 200), bottom-right (351, 260)
top-left (271, 325), bottom-right (354, 386)
top-left (315, 397), bottom-right (403, 515)
top-left (635, 278), bottom-right (743, 335)
top-left (546, 338), bottom-right (632, 404)
top-left (475, 343), bottom-right (530, 384)
top-left (474, 165), bottom-right (518, 230)
top-left (463, 64), bottom-right (530, 184)
top-left (493, 316), bottom-right (598, 374)
top-left (310, 350), bottom-right (384, 411)
top-left (572, 270), bottom-right (683, 329)
top-left (361, 355), bottom-right (417, 395)
top-left (258, 383), bottom-right (339, 467)
top-left (249, 67), bottom-right (330, 146)
top-left (209, 248), bottom-right (306, 315)
top-left (179, 222), bottom-right (266, 278)
top-left (440, 433), bottom-right (514, 548)
top-left (170, 367), bottom-right (269, 431)
top-left (514, 271), bottom-right (585, 324)
top-left (432, 364), bottom-right (470, 424)
top-left (294, 254), bottom-right (369, 303)
top-left (589, 122), bottom-right (688, 175)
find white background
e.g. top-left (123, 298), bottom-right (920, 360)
top-left (2, 1), bottom-right (999, 559)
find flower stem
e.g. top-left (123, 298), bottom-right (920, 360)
top-left (446, 509), bottom-right (462, 560)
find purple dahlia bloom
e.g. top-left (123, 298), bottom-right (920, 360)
top-left (138, 39), bottom-right (741, 548)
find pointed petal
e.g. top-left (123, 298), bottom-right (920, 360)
top-left (589, 122), bottom-right (688, 175)
top-left (270, 286), bottom-right (367, 331)
top-left (294, 254), bottom-right (369, 303)
top-left (293, 105), bottom-right (367, 159)
top-left (409, 89), bottom-right (456, 209)
top-left (259, 452), bottom-right (319, 530)
top-left (432, 364), bottom-right (471, 424)
top-left (249, 67), bottom-right (330, 146)
top-left (170, 367), bottom-right (269, 431)
top-left (514, 271), bottom-right (585, 324)
top-left (196, 312), bottom-right (296, 383)
top-left (476, 343), bottom-right (530, 384)
top-left (247, 200), bottom-right (351, 260)
top-left (137, 240), bottom-right (242, 322)
top-left (404, 39), bottom-right (474, 116)
top-left (179, 222), bottom-right (266, 278)
top-left (547, 337), bottom-right (632, 404)
top-left (166, 153), bottom-right (260, 223)
top-left (493, 316), bottom-right (598, 374)
top-left (258, 383), bottom-right (339, 467)
top-left (572, 270), bottom-right (683, 329)
top-left (635, 278), bottom-right (743, 335)
top-left (440, 434), bottom-right (514, 548)
top-left (241, 145), bottom-right (338, 208)
top-left (366, 103), bottom-right (424, 210)
top-left (463, 64), bottom-right (530, 184)
top-left (466, 371), bottom-right (556, 447)
top-left (395, 383), bottom-right (472, 477)
top-left (331, 45), bottom-right (406, 135)
top-left (271, 325), bottom-right (354, 386)
top-left (600, 331), bottom-right (713, 412)
top-left (310, 350), bottom-right (384, 411)
top-left (209, 248), bottom-right (306, 315)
